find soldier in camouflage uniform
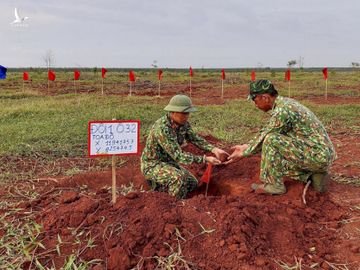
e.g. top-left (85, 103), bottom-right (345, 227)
top-left (141, 95), bottom-right (228, 199)
top-left (227, 79), bottom-right (337, 194)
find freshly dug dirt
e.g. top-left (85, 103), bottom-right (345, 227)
top-left (16, 137), bottom-right (360, 269)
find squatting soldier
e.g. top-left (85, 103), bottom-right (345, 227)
top-left (227, 79), bottom-right (337, 194)
top-left (141, 94), bottom-right (228, 199)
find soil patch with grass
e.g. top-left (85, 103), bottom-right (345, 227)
top-left (8, 136), bottom-right (360, 270)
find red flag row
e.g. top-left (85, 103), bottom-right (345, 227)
top-left (21, 67), bottom-right (330, 82)
top-left (284, 68), bottom-right (329, 82)
top-left (22, 69), bottom-right (137, 82)
top-left (23, 68), bottom-right (173, 82)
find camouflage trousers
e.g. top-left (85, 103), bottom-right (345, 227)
top-left (261, 133), bottom-right (334, 189)
top-left (143, 162), bottom-right (198, 199)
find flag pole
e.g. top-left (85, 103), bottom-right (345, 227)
top-left (325, 79), bottom-right (328, 100)
top-left (129, 82), bottom-right (132, 96)
top-left (22, 80), bottom-right (25, 92)
top-left (158, 80), bottom-right (161, 96)
top-left (288, 80), bottom-right (291, 98)
top-left (74, 78), bottom-right (76, 94)
top-left (221, 79), bottom-right (224, 99)
top-left (205, 182), bottom-right (209, 197)
top-left (47, 68), bottom-right (50, 92)
top-left (189, 77), bottom-right (192, 97)
top-left (101, 77), bottom-right (104, 95)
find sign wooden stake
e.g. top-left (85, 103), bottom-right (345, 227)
top-left (88, 119), bottom-right (140, 204)
top-left (129, 82), bottom-right (132, 96)
top-left (74, 79), bottom-right (76, 94)
top-left (111, 117), bottom-right (118, 204)
top-left (112, 155), bottom-right (117, 204)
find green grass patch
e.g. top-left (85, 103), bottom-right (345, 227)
top-left (0, 81), bottom-right (359, 183)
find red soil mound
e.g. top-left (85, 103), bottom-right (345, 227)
top-left (17, 137), bottom-right (360, 269)
top-left (28, 188), bottom-right (347, 270)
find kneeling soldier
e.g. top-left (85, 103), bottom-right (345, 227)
top-left (227, 80), bottom-right (337, 194)
top-left (141, 94), bottom-right (228, 199)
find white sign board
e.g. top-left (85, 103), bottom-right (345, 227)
top-left (88, 120), bottom-right (140, 157)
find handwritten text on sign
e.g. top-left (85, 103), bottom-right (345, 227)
top-left (88, 120), bottom-right (140, 157)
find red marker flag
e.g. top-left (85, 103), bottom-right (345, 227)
top-left (189, 66), bottom-right (194, 77)
top-left (251, 70), bottom-right (256, 81)
top-left (101, 68), bottom-right (107, 79)
top-left (74, 70), bottom-right (80, 80)
top-left (221, 69), bottom-right (226, 80)
top-left (158, 69), bottom-right (163, 80)
top-left (285, 69), bottom-right (291, 81)
top-left (23, 72), bottom-right (29, 81)
top-left (48, 70), bottom-right (56, 81)
top-left (322, 68), bottom-right (328, 80)
top-left (200, 163), bottom-right (213, 184)
top-left (129, 70), bottom-right (136, 82)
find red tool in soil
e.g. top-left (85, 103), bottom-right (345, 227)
top-left (200, 163), bottom-right (213, 196)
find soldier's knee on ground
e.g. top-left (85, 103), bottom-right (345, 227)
top-left (170, 173), bottom-right (198, 199)
top-left (167, 174), bottom-right (184, 197)
top-left (185, 176), bottom-right (198, 193)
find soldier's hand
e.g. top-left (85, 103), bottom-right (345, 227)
top-left (211, 147), bottom-right (230, 162)
top-left (205, 156), bottom-right (222, 165)
top-left (224, 144), bottom-right (249, 164)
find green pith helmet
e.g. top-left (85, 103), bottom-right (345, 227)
top-left (164, 94), bottom-right (197, 113)
top-left (248, 79), bottom-right (278, 100)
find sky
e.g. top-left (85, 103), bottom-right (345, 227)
top-left (1, 0), bottom-right (360, 68)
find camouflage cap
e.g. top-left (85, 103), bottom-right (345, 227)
top-left (248, 79), bottom-right (278, 100)
top-left (164, 94), bottom-right (197, 113)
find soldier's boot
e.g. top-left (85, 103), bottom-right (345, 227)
top-left (251, 183), bottom-right (286, 195)
top-left (147, 180), bottom-right (168, 192)
top-left (310, 173), bottom-right (330, 193)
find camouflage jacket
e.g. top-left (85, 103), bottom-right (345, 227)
top-left (243, 96), bottom-right (337, 160)
top-left (141, 114), bottom-right (214, 173)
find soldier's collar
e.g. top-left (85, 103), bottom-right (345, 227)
top-left (272, 96), bottom-right (280, 110)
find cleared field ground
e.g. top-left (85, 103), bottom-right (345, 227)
top-left (0, 69), bottom-right (359, 269)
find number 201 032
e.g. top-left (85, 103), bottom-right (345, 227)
top-left (91, 123), bottom-right (137, 134)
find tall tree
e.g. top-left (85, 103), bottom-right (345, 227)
top-left (287, 60), bottom-right (297, 68)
